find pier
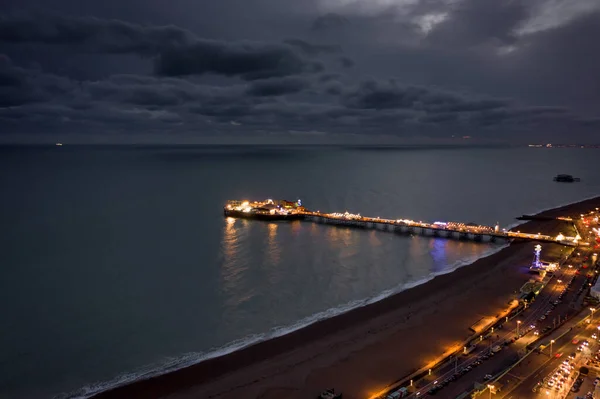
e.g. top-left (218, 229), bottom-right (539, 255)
top-left (223, 199), bottom-right (580, 247)
top-left (299, 211), bottom-right (578, 246)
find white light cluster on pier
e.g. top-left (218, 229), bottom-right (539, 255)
top-left (329, 212), bottom-right (362, 220)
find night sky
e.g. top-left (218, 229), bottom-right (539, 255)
top-left (1, 0), bottom-right (599, 143)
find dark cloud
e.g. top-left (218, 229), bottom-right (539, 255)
top-left (245, 76), bottom-right (310, 96)
top-left (283, 39), bottom-right (341, 56)
top-left (311, 13), bottom-right (350, 32)
top-left (504, 10), bottom-right (600, 111)
top-left (0, 55), bottom-right (73, 107)
top-left (323, 81), bottom-right (344, 96)
top-left (0, 14), bottom-right (195, 54)
top-left (338, 57), bottom-right (354, 68)
top-left (154, 40), bottom-right (320, 80)
top-left (0, 53), bottom-right (593, 138)
top-left (335, 78), bottom-right (581, 131)
top-left (318, 73), bottom-right (341, 82)
top-left (0, 1), bottom-right (599, 142)
top-left (0, 14), bottom-right (326, 80)
top-left (339, 80), bottom-right (505, 112)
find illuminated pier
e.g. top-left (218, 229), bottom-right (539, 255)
top-left (223, 199), bottom-right (579, 246)
top-left (300, 211), bottom-right (577, 245)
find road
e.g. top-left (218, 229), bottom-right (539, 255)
top-left (401, 252), bottom-right (584, 398)
top-left (500, 320), bottom-right (598, 398)
top-left (499, 323), bottom-right (589, 398)
top-left (491, 216), bottom-right (600, 399)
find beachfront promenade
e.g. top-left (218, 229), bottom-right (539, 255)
top-left (298, 211), bottom-right (579, 247)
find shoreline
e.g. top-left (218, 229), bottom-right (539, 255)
top-left (92, 196), bottom-right (600, 399)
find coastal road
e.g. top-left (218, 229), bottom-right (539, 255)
top-left (404, 251), bottom-right (585, 398)
top-left (494, 219), bottom-right (600, 399)
top-left (442, 264), bottom-right (585, 398)
top-left (500, 321), bottom-right (597, 398)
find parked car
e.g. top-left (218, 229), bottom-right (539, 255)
top-left (318, 389), bottom-right (342, 399)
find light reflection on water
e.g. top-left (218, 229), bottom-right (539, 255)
top-left (265, 223), bottom-right (281, 266)
top-left (430, 237), bottom-right (450, 274)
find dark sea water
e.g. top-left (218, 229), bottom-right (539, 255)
top-left (1, 145), bottom-right (599, 399)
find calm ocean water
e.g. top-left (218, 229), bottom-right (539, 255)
top-left (1, 145), bottom-right (599, 398)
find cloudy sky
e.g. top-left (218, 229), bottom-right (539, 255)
top-left (1, 0), bottom-right (599, 143)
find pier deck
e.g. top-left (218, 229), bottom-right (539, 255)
top-left (298, 211), bottom-right (577, 246)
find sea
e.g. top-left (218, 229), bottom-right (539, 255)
top-left (1, 144), bottom-right (599, 399)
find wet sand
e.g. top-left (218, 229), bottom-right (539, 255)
top-left (94, 197), bottom-right (600, 399)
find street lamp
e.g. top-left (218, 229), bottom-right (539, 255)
top-left (550, 340), bottom-right (555, 357)
top-left (516, 320), bottom-right (522, 338)
top-left (487, 384), bottom-right (494, 399)
top-left (591, 308), bottom-right (596, 323)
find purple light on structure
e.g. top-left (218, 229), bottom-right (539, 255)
top-left (533, 244), bottom-right (542, 268)
top-left (433, 222), bottom-right (447, 226)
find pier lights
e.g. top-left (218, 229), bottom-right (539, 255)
top-left (550, 339), bottom-right (555, 357)
top-left (516, 320), bottom-right (522, 338)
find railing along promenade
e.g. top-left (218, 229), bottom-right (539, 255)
top-left (298, 211), bottom-right (577, 246)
